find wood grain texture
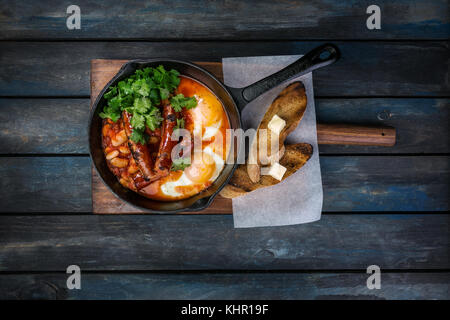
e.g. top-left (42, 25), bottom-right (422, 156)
top-left (0, 0), bottom-right (448, 40)
top-left (0, 156), bottom-right (447, 213)
top-left (316, 98), bottom-right (449, 154)
top-left (0, 1), bottom-right (448, 299)
top-left (0, 157), bottom-right (91, 213)
top-left (0, 98), bottom-right (447, 154)
top-left (317, 124), bottom-right (396, 146)
top-left (0, 272), bottom-right (448, 300)
top-left (0, 214), bottom-right (447, 271)
top-left (321, 155), bottom-right (449, 212)
top-left (0, 98), bottom-right (89, 154)
top-left (0, 41), bottom-right (448, 97)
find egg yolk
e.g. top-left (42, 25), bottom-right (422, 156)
top-left (185, 152), bottom-right (216, 183)
top-left (178, 79), bottom-right (223, 128)
top-left (190, 99), bottom-right (222, 127)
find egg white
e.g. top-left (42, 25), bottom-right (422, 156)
top-left (202, 120), bottom-right (222, 141)
top-left (160, 99), bottom-right (226, 199)
top-left (202, 146), bottom-right (224, 181)
top-left (160, 146), bottom-right (225, 198)
top-left (160, 172), bottom-right (193, 198)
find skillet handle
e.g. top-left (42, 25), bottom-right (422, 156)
top-left (237, 43), bottom-right (340, 107)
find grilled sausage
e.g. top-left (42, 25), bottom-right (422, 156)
top-left (133, 172), bottom-right (152, 190)
top-left (122, 111), bottom-right (156, 183)
top-left (153, 104), bottom-right (178, 178)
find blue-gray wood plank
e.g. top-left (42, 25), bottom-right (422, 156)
top-left (0, 41), bottom-right (448, 97)
top-left (0, 157), bottom-right (91, 212)
top-left (0, 0), bottom-right (448, 40)
top-left (1, 98), bottom-right (448, 154)
top-left (0, 214), bottom-right (447, 271)
top-left (0, 156), bottom-right (447, 213)
top-left (0, 272), bottom-right (448, 300)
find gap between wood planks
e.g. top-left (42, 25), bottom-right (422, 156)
top-left (0, 39), bottom-right (448, 43)
top-left (0, 212), bottom-right (448, 216)
top-left (2, 95), bottom-right (450, 99)
top-left (1, 154), bottom-right (448, 158)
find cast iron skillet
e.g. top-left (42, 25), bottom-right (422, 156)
top-left (89, 43), bottom-right (340, 213)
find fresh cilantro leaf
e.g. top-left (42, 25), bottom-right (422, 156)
top-left (133, 97), bottom-right (152, 114)
top-left (129, 129), bottom-right (147, 145)
top-left (147, 78), bottom-right (157, 89)
top-left (103, 86), bottom-right (117, 100)
top-left (137, 81), bottom-right (150, 97)
top-left (118, 81), bottom-right (132, 96)
top-left (99, 109), bottom-right (120, 122)
top-left (159, 87), bottom-right (170, 100)
top-left (108, 95), bottom-right (122, 109)
top-left (100, 65), bottom-right (196, 137)
top-left (169, 68), bottom-right (180, 78)
top-left (170, 94), bottom-right (198, 112)
top-left (152, 67), bottom-right (163, 83)
top-left (99, 95), bottom-right (122, 122)
top-left (141, 67), bottom-right (152, 78)
top-left (135, 69), bottom-right (145, 79)
top-left (171, 156), bottom-right (191, 171)
top-left (170, 94), bottom-right (185, 112)
top-left (121, 95), bottom-right (134, 108)
top-left (130, 112), bottom-right (145, 131)
top-left (168, 70), bottom-right (180, 89)
top-left (144, 107), bottom-right (163, 131)
top-left (175, 118), bottom-right (185, 129)
top-left (149, 88), bottom-right (161, 106)
top-left (184, 97), bottom-right (197, 109)
top-left (131, 79), bottom-right (150, 97)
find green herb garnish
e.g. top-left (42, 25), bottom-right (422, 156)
top-left (174, 118), bottom-right (185, 130)
top-left (171, 156), bottom-right (191, 171)
top-left (99, 65), bottom-right (196, 143)
top-left (170, 94), bottom-right (198, 112)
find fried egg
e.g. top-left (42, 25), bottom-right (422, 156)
top-left (139, 76), bottom-right (230, 201)
top-left (160, 147), bottom-right (225, 198)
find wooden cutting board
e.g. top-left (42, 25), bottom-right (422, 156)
top-left (91, 59), bottom-right (231, 214)
top-left (90, 59), bottom-right (395, 214)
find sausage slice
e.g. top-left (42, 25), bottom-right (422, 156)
top-left (153, 104), bottom-right (178, 178)
top-left (122, 111), bottom-right (156, 183)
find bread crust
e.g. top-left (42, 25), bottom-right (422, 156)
top-left (247, 81), bottom-right (308, 183)
top-left (221, 143), bottom-right (313, 198)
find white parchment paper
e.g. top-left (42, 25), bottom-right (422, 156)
top-left (222, 55), bottom-right (323, 228)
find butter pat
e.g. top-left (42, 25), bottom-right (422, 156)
top-left (268, 114), bottom-right (286, 135)
top-left (267, 162), bottom-right (287, 181)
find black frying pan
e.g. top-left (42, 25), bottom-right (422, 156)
top-left (89, 43), bottom-right (340, 213)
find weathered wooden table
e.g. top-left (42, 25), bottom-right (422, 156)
top-left (0, 1), bottom-right (448, 299)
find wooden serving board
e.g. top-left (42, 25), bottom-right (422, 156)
top-left (91, 59), bottom-right (395, 214)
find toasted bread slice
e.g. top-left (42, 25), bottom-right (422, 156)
top-left (221, 143), bottom-right (313, 199)
top-left (247, 81), bottom-right (307, 183)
